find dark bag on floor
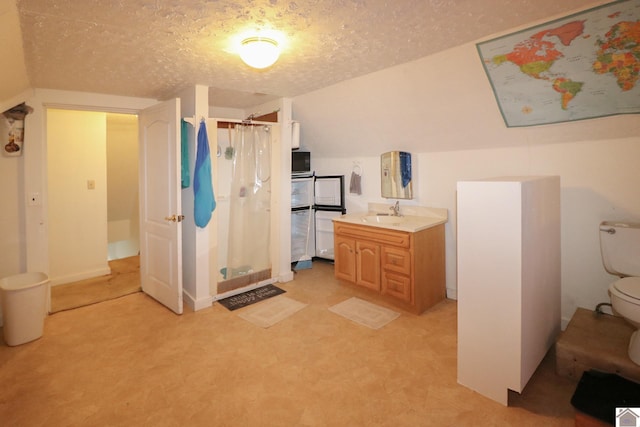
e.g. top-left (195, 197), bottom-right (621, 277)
top-left (571, 370), bottom-right (640, 425)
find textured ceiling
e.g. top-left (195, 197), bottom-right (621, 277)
top-left (16, 0), bottom-right (597, 109)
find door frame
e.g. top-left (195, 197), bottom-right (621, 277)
top-left (46, 109), bottom-right (141, 287)
top-left (25, 94), bottom-right (156, 313)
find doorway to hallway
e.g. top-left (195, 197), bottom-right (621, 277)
top-left (50, 255), bottom-right (141, 312)
top-left (47, 109), bottom-right (140, 309)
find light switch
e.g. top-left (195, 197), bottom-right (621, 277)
top-left (87, 179), bottom-right (96, 190)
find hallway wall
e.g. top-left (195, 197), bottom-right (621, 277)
top-left (106, 113), bottom-right (139, 260)
top-left (0, 117), bottom-right (25, 278)
top-left (47, 109), bottom-right (109, 285)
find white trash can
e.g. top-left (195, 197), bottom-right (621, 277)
top-left (0, 272), bottom-right (49, 346)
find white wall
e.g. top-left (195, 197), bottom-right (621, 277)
top-left (0, 116), bottom-right (25, 279)
top-left (106, 113), bottom-right (139, 260)
top-left (1, 90), bottom-right (154, 281)
top-left (178, 85), bottom-right (210, 310)
top-left (293, 43), bottom-right (635, 158)
top-left (422, 139), bottom-right (640, 326)
top-left (47, 109), bottom-right (109, 285)
top-left (22, 89), bottom-right (156, 278)
top-left (295, 43), bottom-right (640, 326)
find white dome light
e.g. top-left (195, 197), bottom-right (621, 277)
top-left (239, 37), bottom-right (280, 69)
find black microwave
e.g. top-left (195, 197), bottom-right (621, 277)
top-left (292, 151), bottom-right (310, 173)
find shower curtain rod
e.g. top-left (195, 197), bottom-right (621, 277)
top-left (182, 116), bottom-right (277, 127)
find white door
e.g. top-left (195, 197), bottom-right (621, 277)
top-left (315, 210), bottom-right (341, 260)
top-left (291, 177), bottom-right (314, 208)
top-left (138, 99), bottom-right (183, 314)
top-left (291, 209), bottom-right (315, 263)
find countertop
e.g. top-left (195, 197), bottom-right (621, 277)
top-left (333, 204), bottom-right (448, 233)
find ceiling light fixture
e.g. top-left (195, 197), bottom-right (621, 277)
top-left (239, 37), bottom-right (280, 69)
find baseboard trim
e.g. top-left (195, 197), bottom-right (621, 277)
top-left (182, 289), bottom-right (212, 312)
top-left (50, 267), bottom-right (112, 286)
top-left (446, 287), bottom-right (457, 300)
top-left (279, 270), bottom-right (294, 283)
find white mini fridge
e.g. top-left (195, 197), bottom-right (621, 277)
top-left (291, 175), bottom-right (345, 263)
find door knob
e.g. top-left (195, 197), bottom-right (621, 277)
top-left (164, 214), bottom-right (185, 223)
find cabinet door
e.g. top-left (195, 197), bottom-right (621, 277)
top-left (356, 241), bottom-right (380, 291)
top-left (335, 235), bottom-right (356, 282)
top-left (382, 271), bottom-right (412, 303)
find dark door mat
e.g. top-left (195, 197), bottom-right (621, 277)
top-left (571, 369), bottom-right (640, 425)
top-left (217, 284), bottom-right (286, 311)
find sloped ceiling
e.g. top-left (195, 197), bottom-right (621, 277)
top-left (5, 0), bottom-right (598, 109)
top-left (0, 0), bottom-right (29, 103)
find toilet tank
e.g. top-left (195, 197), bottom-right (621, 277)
top-left (599, 221), bottom-right (640, 277)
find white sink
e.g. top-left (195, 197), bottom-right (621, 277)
top-left (362, 215), bottom-right (405, 225)
top-left (334, 207), bottom-right (448, 233)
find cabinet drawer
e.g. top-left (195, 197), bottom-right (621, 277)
top-left (334, 223), bottom-right (410, 248)
top-left (382, 246), bottom-right (411, 274)
top-left (382, 271), bottom-right (412, 303)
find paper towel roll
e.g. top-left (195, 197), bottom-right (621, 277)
top-left (291, 121), bottom-right (300, 149)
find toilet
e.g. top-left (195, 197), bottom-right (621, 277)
top-left (599, 221), bottom-right (640, 365)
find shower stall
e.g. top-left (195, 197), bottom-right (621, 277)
top-left (215, 121), bottom-right (276, 295)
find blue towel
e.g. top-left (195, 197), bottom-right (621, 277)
top-left (180, 119), bottom-right (190, 189)
top-left (400, 152), bottom-right (411, 188)
top-left (194, 120), bottom-right (216, 227)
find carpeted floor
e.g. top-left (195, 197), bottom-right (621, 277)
top-left (50, 255), bottom-right (141, 312)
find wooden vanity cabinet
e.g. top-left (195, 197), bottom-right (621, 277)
top-left (381, 246), bottom-right (412, 302)
top-left (334, 236), bottom-right (381, 290)
top-left (333, 221), bottom-right (445, 314)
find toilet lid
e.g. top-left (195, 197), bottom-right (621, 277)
top-left (614, 277), bottom-right (640, 299)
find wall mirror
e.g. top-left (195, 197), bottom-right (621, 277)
top-left (380, 151), bottom-right (413, 199)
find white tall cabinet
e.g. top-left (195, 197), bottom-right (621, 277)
top-left (456, 176), bottom-right (561, 405)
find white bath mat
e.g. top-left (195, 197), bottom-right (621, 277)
top-left (329, 297), bottom-right (400, 330)
top-left (237, 296), bottom-right (307, 328)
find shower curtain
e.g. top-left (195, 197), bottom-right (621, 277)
top-left (225, 124), bottom-right (272, 279)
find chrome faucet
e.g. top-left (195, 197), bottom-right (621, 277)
top-left (389, 201), bottom-right (402, 216)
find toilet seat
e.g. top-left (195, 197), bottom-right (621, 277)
top-left (613, 277), bottom-right (640, 300)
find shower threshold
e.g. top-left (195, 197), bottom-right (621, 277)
top-left (217, 268), bottom-right (272, 295)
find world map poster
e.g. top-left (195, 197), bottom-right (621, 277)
top-left (477, 0), bottom-right (640, 127)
